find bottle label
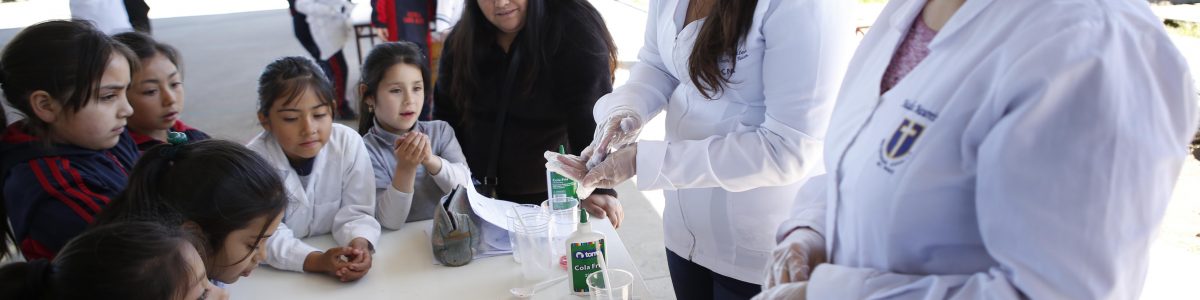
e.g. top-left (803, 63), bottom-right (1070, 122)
top-left (548, 171), bottom-right (578, 199)
top-left (569, 239), bottom-right (607, 293)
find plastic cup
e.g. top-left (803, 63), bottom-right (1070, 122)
top-left (541, 197), bottom-right (580, 261)
top-left (506, 204), bottom-right (541, 263)
top-left (586, 269), bottom-right (633, 300)
top-left (512, 211), bottom-right (553, 282)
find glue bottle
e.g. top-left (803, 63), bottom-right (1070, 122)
top-left (546, 145), bottom-right (578, 200)
top-left (567, 209), bottom-right (606, 295)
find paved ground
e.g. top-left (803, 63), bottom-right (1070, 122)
top-left (1, 1), bottom-right (1198, 299)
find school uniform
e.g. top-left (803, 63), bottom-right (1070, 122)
top-left (248, 123), bottom-right (381, 272)
top-left (288, 0), bottom-right (355, 117)
top-left (0, 122), bottom-right (138, 260)
top-left (362, 120), bottom-right (472, 230)
top-left (127, 120), bottom-right (210, 151)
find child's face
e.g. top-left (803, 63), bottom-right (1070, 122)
top-left (209, 213), bottom-right (282, 284)
top-left (179, 243), bottom-right (228, 300)
top-left (369, 63), bottom-right (425, 133)
top-left (51, 54), bottom-right (134, 150)
top-left (259, 86), bottom-right (333, 161)
top-left (128, 53), bottom-right (185, 135)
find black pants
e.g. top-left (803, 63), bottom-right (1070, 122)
top-left (290, 10), bottom-right (350, 112)
top-left (667, 249), bottom-right (761, 300)
top-left (124, 0), bottom-right (151, 33)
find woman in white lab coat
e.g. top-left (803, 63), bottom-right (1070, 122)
top-left (757, 0), bottom-right (1200, 299)
top-left (248, 57), bottom-right (382, 282)
top-left (546, 0), bottom-right (853, 298)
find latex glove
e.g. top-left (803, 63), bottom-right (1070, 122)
top-left (542, 151), bottom-right (597, 197)
top-left (752, 282), bottom-right (808, 300)
top-left (764, 228), bottom-right (826, 289)
top-left (582, 194), bottom-right (623, 228)
top-left (581, 144), bottom-right (636, 189)
top-left (585, 108), bottom-right (642, 169)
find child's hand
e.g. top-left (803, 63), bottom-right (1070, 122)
top-left (303, 247), bottom-right (355, 279)
top-left (335, 238), bottom-right (374, 282)
top-left (394, 132), bottom-right (428, 171)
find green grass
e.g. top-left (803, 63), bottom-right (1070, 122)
top-left (1165, 19), bottom-right (1200, 39)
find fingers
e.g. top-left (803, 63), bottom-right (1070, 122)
top-left (606, 202), bottom-right (623, 229)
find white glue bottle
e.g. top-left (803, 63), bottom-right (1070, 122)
top-left (567, 209), bottom-right (606, 295)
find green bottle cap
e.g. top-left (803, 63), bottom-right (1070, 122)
top-left (579, 207), bottom-right (589, 224)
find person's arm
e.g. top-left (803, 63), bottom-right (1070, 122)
top-left (425, 122), bottom-right (473, 192)
top-left (808, 16), bottom-right (1199, 300)
top-left (433, 37), bottom-right (460, 129)
top-left (294, 0), bottom-right (346, 18)
top-left (5, 160), bottom-right (125, 260)
top-left (590, 0), bottom-right (677, 124)
top-left (368, 0), bottom-right (392, 28)
top-left (366, 137), bottom-right (414, 230)
top-left (264, 222), bottom-right (322, 272)
top-left (332, 130), bottom-right (382, 248)
top-left (635, 0), bottom-right (851, 192)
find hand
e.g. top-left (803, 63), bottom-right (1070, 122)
top-left (335, 238), bottom-right (374, 282)
top-left (581, 144), bottom-right (637, 189)
top-left (303, 247), bottom-right (355, 279)
top-left (582, 194), bottom-right (624, 228)
top-left (394, 132), bottom-right (429, 171)
top-left (752, 281), bottom-right (808, 300)
top-left (764, 228), bottom-right (826, 288)
top-left (585, 108), bottom-right (642, 169)
top-left (431, 30), bottom-right (449, 43)
top-left (373, 27), bottom-right (388, 41)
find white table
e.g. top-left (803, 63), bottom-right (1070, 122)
top-left (227, 219), bottom-right (649, 299)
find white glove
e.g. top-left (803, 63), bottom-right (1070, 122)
top-left (585, 108), bottom-right (642, 169)
top-left (581, 143), bottom-right (636, 189)
top-left (764, 228), bottom-right (826, 289)
top-left (542, 151), bottom-right (597, 198)
top-left (752, 282), bottom-right (808, 300)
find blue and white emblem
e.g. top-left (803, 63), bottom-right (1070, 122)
top-left (877, 118), bottom-right (925, 173)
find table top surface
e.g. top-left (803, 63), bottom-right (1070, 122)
top-left (226, 219), bottom-right (649, 300)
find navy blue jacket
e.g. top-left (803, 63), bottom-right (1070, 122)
top-left (0, 122), bottom-right (138, 260)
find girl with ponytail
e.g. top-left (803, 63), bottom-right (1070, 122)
top-left (96, 139), bottom-right (287, 285)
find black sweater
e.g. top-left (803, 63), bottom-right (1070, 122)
top-left (433, 1), bottom-right (615, 204)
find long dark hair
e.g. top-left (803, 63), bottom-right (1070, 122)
top-left (257, 56), bottom-right (336, 119)
top-left (95, 140), bottom-right (287, 269)
top-left (688, 0), bottom-right (760, 99)
top-left (0, 19), bottom-right (138, 261)
top-left (0, 222), bottom-right (202, 300)
top-left (444, 0), bottom-right (617, 117)
top-left (358, 41), bottom-right (432, 134)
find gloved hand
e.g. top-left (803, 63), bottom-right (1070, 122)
top-left (581, 143), bottom-right (637, 189)
top-left (585, 108), bottom-right (642, 169)
top-left (542, 151), bottom-right (597, 197)
top-left (752, 282), bottom-right (808, 300)
top-left (764, 228), bottom-right (826, 289)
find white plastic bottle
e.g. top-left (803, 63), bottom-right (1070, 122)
top-left (567, 209), bottom-right (606, 295)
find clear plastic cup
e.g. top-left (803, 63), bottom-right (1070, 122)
top-left (506, 204), bottom-right (541, 263)
top-left (512, 210), bottom-right (553, 282)
top-left (541, 197), bottom-right (580, 261)
top-left (586, 269), bottom-right (633, 300)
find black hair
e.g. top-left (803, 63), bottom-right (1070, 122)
top-left (112, 31), bottom-right (184, 75)
top-left (0, 20), bottom-right (139, 138)
top-left (688, 0), bottom-right (760, 100)
top-left (96, 139), bottom-right (287, 270)
top-left (256, 56), bottom-right (335, 119)
top-left (0, 222), bottom-right (201, 300)
top-left (357, 41), bottom-right (432, 134)
top-left (0, 19), bottom-right (138, 261)
top-left (444, 0), bottom-right (617, 119)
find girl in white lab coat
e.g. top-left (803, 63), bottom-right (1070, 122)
top-left (757, 0), bottom-right (1199, 299)
top-left (546, 0), bottom-right (853, 298)
top-left (248, 56), bottom-right (382, 282)
top-left (356, 41), bottom-right (472, 230)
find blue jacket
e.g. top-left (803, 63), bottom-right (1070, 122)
top-left (0, 122), bottom-right (138, 260)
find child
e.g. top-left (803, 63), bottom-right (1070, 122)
top-left (357, 41), bottom-right (471, 230)
top-left (112, 31), bottom-right (211, 151)
top-left (0, 221), bottom-right (227, 300)
top-left (0, 20), bottom-right (140, 261)
top-left (248, 56), bottom-right (381, 282)
top-left (96, 139), bottom-right (288, 285)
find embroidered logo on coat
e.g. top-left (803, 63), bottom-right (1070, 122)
top-left (877, 118), bottom-right (925, 174)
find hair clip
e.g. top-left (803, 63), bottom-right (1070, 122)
top-left (166, 131), bottom-right (188, 145)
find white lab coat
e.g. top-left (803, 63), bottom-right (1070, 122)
top-left (249, 123), bottom-right (382, 272)
top-left (295, 0), bottom-right (354, 60)
top-left (592, 0), bottom-right (853, 283)
top-left (781, 0), bottom-right (1200, 298)
top-left (69, 0), bottom-right (133, 34)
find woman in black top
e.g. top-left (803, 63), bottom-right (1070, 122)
top-left (434, 0), bottom-right (624, 226)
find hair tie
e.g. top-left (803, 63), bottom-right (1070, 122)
top-left (167, 131), bottom-right (189, 145)
top-left (22, 259), bottom-right (54, 299)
